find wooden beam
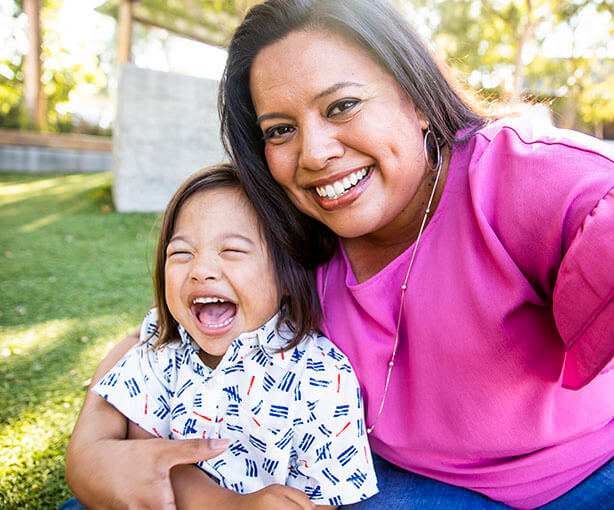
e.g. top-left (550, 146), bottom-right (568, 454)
top-left (23, 0), bottom-right (46, 129)
top-left (0, 128), bottom-right (112, 152)
top-left (117, 0), bottom-right (134, 66)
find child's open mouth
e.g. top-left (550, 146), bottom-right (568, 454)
top-left (191, 296), bottom-right (237, 331)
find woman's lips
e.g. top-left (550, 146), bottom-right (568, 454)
top-left (311, 166), bottom-right (373, 210)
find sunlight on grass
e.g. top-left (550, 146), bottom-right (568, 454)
top-left (21, 210), bottom-right (78, 232)
top-left (1, 318), bottom-right (86, 356)
top-left (0, 172), bottom-right (158, 509)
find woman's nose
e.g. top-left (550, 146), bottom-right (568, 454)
top-left (189, 255), bottom-right (221, 282)
top-left (299, 122), bottom-right (344, 171)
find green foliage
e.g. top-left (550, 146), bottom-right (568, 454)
top-left (409, 0), bottom-right (614, 131)
top-left (0, 0), bottom-right (110, 134)
top-left (0, 172), bottom-right (159, 509)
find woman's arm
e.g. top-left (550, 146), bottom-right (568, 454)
top-left (127, 421), bottom-right (320, 510)
top-left (65, 332), bottom-right (230, 509)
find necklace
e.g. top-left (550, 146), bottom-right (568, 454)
top-left (321, 139), bottom-right (444, 435)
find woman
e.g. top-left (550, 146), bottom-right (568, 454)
top-left (66, 0), bottom-right (614, 508)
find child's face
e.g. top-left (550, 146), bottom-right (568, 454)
top-left (165, 187), bottom-right (280, 368)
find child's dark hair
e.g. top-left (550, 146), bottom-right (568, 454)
top-left (151, 163), bottom-right (322, 350)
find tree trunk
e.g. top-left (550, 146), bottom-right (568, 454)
top-left (23, 0), bottom-right (45, 129)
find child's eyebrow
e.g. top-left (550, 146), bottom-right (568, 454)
top-left (168, 234), bottom-right (191, 244)
top-left (223, 233), bottom-right (255, 245)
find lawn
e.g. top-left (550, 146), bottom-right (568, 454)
top-left (0, 172), bottom-right (159, 509)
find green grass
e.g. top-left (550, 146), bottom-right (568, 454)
top-left (0, 172), bottom-right (159, 509)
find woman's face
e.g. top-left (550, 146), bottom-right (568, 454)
top-left (250, 29), bottom-right (429, 241)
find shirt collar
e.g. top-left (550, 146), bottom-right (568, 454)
top-left (176, 312), bottom-right (294, 369)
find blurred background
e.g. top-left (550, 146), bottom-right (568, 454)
top-left (2, 0), bottom-right (613, 139)
top-left (0, 1), bottom-right (613, 508)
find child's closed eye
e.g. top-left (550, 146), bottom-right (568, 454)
top-left (167, 249), bottom-right (192, 258)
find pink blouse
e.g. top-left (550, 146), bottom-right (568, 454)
top-left (317, 118), bottom-right (614, 509)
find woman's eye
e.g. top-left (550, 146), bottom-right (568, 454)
top-left (327, 98), bottom-right (360, 117)
top-left (262, 124), bottom-right (295, 142)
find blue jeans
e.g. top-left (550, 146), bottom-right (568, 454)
top-left (60, 456), bottom-right (614, 510)
top-left (343, 454), bottom-right (614, 509)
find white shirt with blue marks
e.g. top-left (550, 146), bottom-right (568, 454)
top-left (92, 308), bottom-right (378, 505)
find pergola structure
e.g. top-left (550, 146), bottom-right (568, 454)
top-left (96, 0), bottom-right (259, 65)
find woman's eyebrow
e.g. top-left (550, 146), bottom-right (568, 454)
top-left (313, 81), bottom-right (364, 101)
top-left (257, 112), bottom-right (293, 126)
top-left (256, 81), bottom-right (364, 125)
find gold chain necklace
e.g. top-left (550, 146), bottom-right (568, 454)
top-left (322, 132), bottom-right (444, 435)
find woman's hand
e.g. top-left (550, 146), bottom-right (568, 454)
top-left (65, 331), bottom-right (229, 509)
top-left (74, 436), bottom-right (229, 509)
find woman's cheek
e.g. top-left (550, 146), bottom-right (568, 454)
top-left (265, 145), bottom-right (291, 185)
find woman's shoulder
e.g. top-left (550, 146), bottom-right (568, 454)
top-left (458, 115), bottom-right (614, 164)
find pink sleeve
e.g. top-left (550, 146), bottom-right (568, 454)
top-left (554, 188), bottom-right (614, 389)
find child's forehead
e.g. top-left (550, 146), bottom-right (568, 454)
top-left (187, 186), bottom-right (252, 211)
top-left (178, 187), bottom-right (267, 238)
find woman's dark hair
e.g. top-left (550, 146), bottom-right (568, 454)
top-left (219, 0), bottom-right (489, 267)
top-left (151, 163), bottom-right (322, 351)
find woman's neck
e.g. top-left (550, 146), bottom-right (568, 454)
top-left (341, 149), bottom-right (450, 283)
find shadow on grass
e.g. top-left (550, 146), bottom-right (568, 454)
top-left (0, 172), bottom-right (160, 330)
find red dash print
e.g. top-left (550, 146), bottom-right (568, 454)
top-left (217, 417), bottom-right (223, 423)
top-left (252, 416), bottom-right (261, 427)
top-left (364, 445), bottom-right (369, 463)
top-left (144, 394), bottom-right (148, 415)
top-left (281, 351), bottom-right (285, 360)
top-left (193, 411), bottom-right (212, 421)
top-left (152, 427), bottom-right (163, 438)
top-left (202, 430), bottom-right (207, 438)
top-left (336, 422), bottom-right (351, 437)
top-left (299, 459), bottom-right (309, 468)
top-left (247, 375), bottom-right (255, 396)
top-left (172, 428), bottom-right (182, 435)
top-left (337, 373), bottom-right (341, 393)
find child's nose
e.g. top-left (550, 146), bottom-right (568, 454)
top-left (190, 255), bottom-right (221, 282)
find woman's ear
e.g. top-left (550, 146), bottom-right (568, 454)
top-left (417, 109), bottom-right (429, 131)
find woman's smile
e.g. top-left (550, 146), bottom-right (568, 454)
top-left (250, 29), bottom-right (430, 243)
top-left (310, 165), bottom-right (374, 210)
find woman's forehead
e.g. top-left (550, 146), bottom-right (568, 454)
top-left (250, 29), bottom-right (386, 106)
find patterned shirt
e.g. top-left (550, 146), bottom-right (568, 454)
top-left (93, 309), bottom-right (378, 505)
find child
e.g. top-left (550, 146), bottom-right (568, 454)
top-left (92, 164), bottom-right (378, 507)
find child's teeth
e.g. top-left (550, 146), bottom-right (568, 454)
top-left (204, 316), bottom-right (234, 328)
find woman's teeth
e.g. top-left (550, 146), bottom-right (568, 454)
top-left (315, 167), bottom-right (369, 200)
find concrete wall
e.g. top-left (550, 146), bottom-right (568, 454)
top-left (0, 144), bottom-right (111, 173)
top-left (112, 64), bottom-right (226, 212)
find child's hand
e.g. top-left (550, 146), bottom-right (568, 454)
top-left (234, 484), bottom-right (316, 510)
